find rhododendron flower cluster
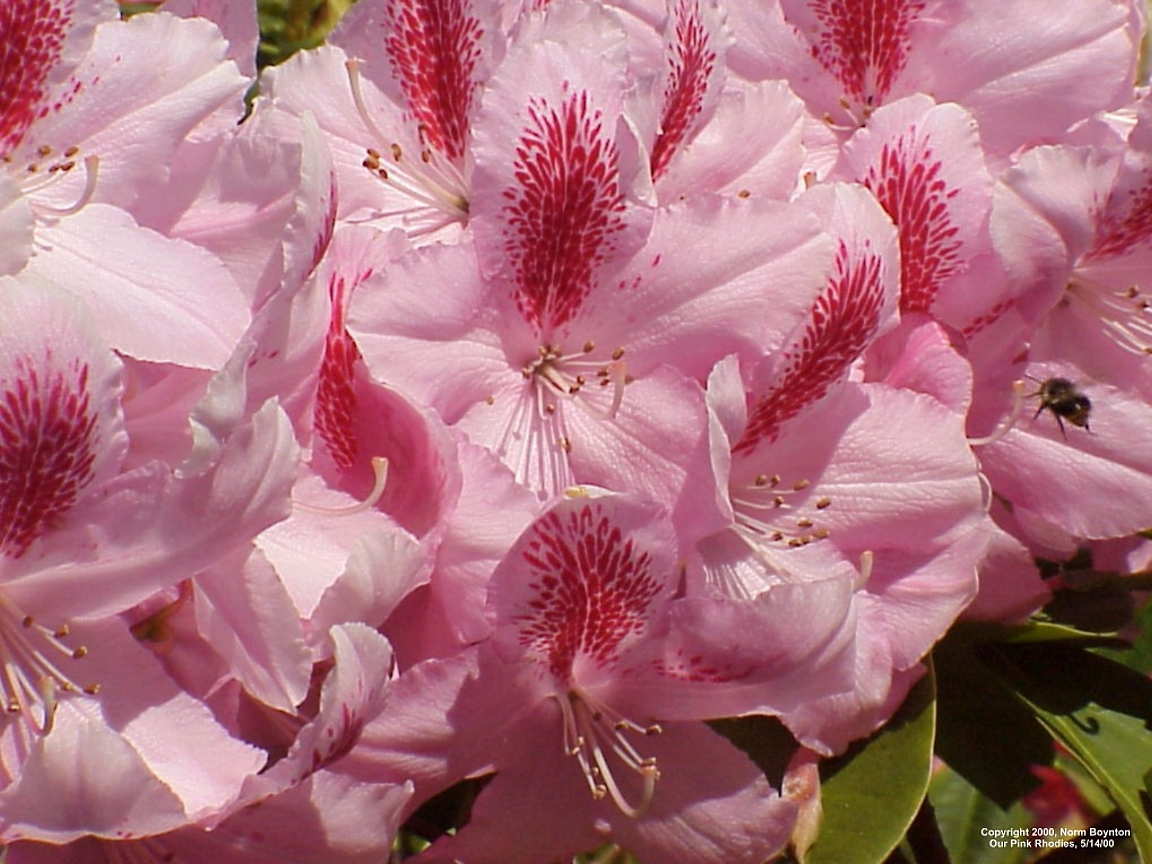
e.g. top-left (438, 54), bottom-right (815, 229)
top-left (2, 0), bottom-right (1151, 860)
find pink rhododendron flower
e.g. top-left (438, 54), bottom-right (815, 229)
top-left (343, 492), bottom-right (853, 863)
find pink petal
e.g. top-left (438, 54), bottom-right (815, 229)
top-left (835, 95), bottom-right (993, 318)
top-left (162, 0), bottom-right (259, 79)
top-left (0, 283), bottom-right (126, 561)
top-left (0, 0), bottom-right (113, 157)
top-left (7, 400), bottom-right (297, 620)
top-left (0, 177), bottom-right (33, 276)
top-left (194, 549), bottom-right (313, 713)
top-left (25, 204), bottom-right (249, 369)
top-left (0, 713), bottom-right (187, 844)
top-left (27, 11), bottom-right (249, 213)
top-left (470, 0), bottom-right (654, 338)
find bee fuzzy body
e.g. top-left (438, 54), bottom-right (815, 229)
top-left (1031, 377), bottom-right (1091, 439)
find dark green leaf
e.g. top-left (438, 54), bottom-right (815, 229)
top-left (986, 643), bottom-right (1152, 861)
top-left (929, 764), bottom-right (1032, 864)
top-left (805, 666), bottom-right (936, 864)
top-left (998, 621), bottom-right (1123, 647)
top-left (933, 637), bottom-right (1053, 807)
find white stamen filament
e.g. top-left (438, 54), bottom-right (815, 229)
top-left (344, 60), bottom-right (468, 219)
top-left (730, 474), bottom-right (828, 548)
top-left (855, 550), bottom-right (874, 590)
top-left (1068, 276), bottom-right (1152, 355)
top-left (25, 155), bottom-right (100, 217)
top-left (555, 689), bottom-right (660, 818)
top-left (0, 598), bottom-right (99, 735)
top-left (968, 380), bottom-right (1027, 447)
top-left (294, 457), bottom-right (389, 515)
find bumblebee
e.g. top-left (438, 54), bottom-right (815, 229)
top-left (1031, 377), bottom-right (1091, 438)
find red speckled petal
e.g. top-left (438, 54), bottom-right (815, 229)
top-left (334, 0), bottom-right (502, 163)
top-left (650, 0), bottom-right (728, 181)
top-left (470, 1), bottom-right (653, 339)
top-left (736, 183), bottom-right (900, 454)
top-left (780, 0), bottom-right (930, 110)
top-left (489, 493), bottom-right (677, 688)
top-left (0, 0), bottom-right (113, 157)
top-left (836, 95), bottom-right (992, 316)
top-left (0, 282), bottom-right (125, 561)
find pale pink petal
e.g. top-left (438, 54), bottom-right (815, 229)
top-left (577, 195), bottom-right (837, 380)
top-left (264, 45), bottom-right (467, 240)
top-left (426, 437), bottom-right (540, 647)
top-left (924, 0), bottom-right (1138, 159)
top-left (654, 80), bottom-right (808, 202)
top-left (978, 361), bottom-right (1152, 538)
top-left (6, 400), bottom-right (297, 620)
top-left (0, 713), bottom-right (187, 844)
top-left (255, 473), bottom-right (413, 620)
top-left (26, 11), bottom-right (248, 212)
top-left (425, 721), bottom-right (796, 864)
top-left (963, 515), bottom-right (1051, 623)
top-left (254, 623), bottom-right (394, 790)
top-left (310, 522), bottom-right (431, 639)
top-left (25, 204), bottom-right (249, 369)
top-left (138, 107), bottom-right (336, 307)
top-left (194, 549), bottom-right (313, 712)
top-left (469, 0), bottom-right (654, 340)
top-left (864, 317), bottom-right (974, 415)
top-left (347, 239), bottom-right (509, 424)
top-left (162, 0), bottom-right (259, 79)
top-left (0, 177), bottom-right (33, 276)
top-left (835, 95), bottom-right (993, 320)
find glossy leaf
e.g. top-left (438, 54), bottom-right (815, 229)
top-left (805, 666), bottom-right (936, 864)
top-left (934, 635), bottom-right (1053, 806)
top-left (929, 763), bottom-right (1032, 864)
top-left (988, 642), bottom-right (1152, 861)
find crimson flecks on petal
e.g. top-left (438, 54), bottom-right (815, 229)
top-left (650, 0), bottom-right (718, 181)
top-left (503, 91), bottom-right (628, 334)
top-left (735, 240), bottom-right (887, 453)
top-left (0, 0), bottom-right (77, 156)
top-left (1089, 173), bottom-right (1152, 262)
top-left (864, 131), bottom-right (961, 314)
top-left (801, 0), bottom-right (926, 111)
top-left (315, 272), bottom-right (365, 470)
top-left (516, 502), bottom-right (661, 680)
top-left (383, 0), bottom-right (483, 162)
top-left (0, 352), bottom-right (97, 558)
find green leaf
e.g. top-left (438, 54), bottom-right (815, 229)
top-left (1054, 751), bottom-right (1116, 817)
top-left (933, 636), bottom-right (1053, 807)
top-left (929, 764), bottom-right (1032, 864)
top-left (805, 666), bottom-right (936, 864)
top-left (998, 620), bottom-right (1123, 646)
top-left (986, 643), bottom-right (1152, 861)
top-left (1093, 598), bottom-right (1152, 675)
